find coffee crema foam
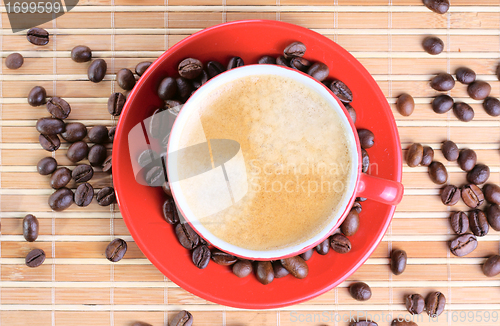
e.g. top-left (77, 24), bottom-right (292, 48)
top-left (176, 74), bottom-right (352, 251)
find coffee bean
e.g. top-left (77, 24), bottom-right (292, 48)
top-left (135, 61), bottom-right (152, 76)
top-left (27, 27), bottom-right (49, 45)
top-left (422, 36), bottom-right (444, 55)
top-left (232, 260), bottom-right (252, 277)
top-left (276, 56), bottom-right (290, 67)
top-left (361, 149), bottom-right (370, 173)
top-left (206, 60), bottom-right (226, 78)
top-left (211, 249), bottom-right (238, 266)
top-left (88, 144), bottom-right (107, 167)
top-left (37, 157), bottom-right (57, 175)
top-left (396, 93), bottom-right (415, 116)
top-left (390, 249), bottom-right (407, 275)
top-left (468, 209), bottom-right (489, 237)
top-left (304, 62), bottom-right (329, 82)
top-left (450, 211), bottom-right (469, 234)
top-left (316, 238), bottom-right (330, 255)
top-left (455, 67), bottom-right (476, 84)
top-left (406, 143), bottom-right (423, 167)
top-left (330, 233), bottom-right (351, 253)
top-left (467, 80), bottom-right (491, 100)
top-left (482, 184), bottom-right (500, 205)
top-left (483, 255), bottom-right (500, 277)
top-left (162, 181), bottom-right (172, 197)
top-left (192, 71), bottom-right (209, 90)
top-left (60, 122), bottom-right (86, 143)
top-left (75, 183), bottom-right (94, 207)
top-left (258, 55), bottom-right (276, 64)
top-left (461, 184), bottom-right (484, 208)
top-left (36, 117), bottom-right (65, 135)
top-left (289, 57), bottom-right (311, 72)
top-left (423, 0), bottom-right (450, 14)
top-left (50, 167), bottom-right (72, 189)
top-left (25, 249), bottom-right (46, 267)
top-left (48, 188), bottom-right (74, 211)
top-left (67, 141), bottom-right (89, 163)
top-left (330, 79), bottom-right (352, 102)
top-left (341, 209), bottom-right (360, 236)
top-left (28, 86), bottom-right (47, 107)
top-left (431, 94), bottom-right (454, 114)
top-left (482, 97), bottom-right (500, 116)
top-left (145, 165), bottom-right (165, 187)
top-left (349, 282), bottom-right (372, 301)
top-left (350, 321), bottom-right (378, 326)
top-left (391, 320), bottom-right (417, 326)
top-left (192, 245), bottom-right (210, 269)
top-left (105, 238), bottom-right (127, 262)
top-left (88, 59), bottom-right (107, 83)
top-left (176, 77), bottom-right (193, 100)
top-left (283, 41), bottom-right (306, 59)
top-left (426, 291), bottom-right (446, 317)
top-left (102, 155), bottom-right (112, 173)
top-left (158, 77), bottom-right (177, 100)
top-left (71, 45), bottom-right (92, 63)
top-left (175, 223), bottom-right (199, 250)
top-left (108, 127), bottom-right (116, 142)
top-left (256, 261), bottom-right (274, 285)
top-left (88, 125), bottom-right (109, 144)
top-left (357, 129), bottom-right (374, 149)
top-left (405, 294), bottom-right (425, 315)
top-left (178, 58), bottom-right (203, 80)
top-left (23, 214), bottom-right (39, 242)
top-left (96, 187), bottom-right (116, 206)
top-left (5, 53), bottom-right (24, 69)
top-left (421, 146), bottom-right (434, 167)
top-left (227, 56), bottom-right (244, 70)
top-left (457, 148), bottom-right (477, 172)
top-left (344, 103), bottom-right (357, 124)
top-left (441, 140), bottom-right (459, 161)
top-left (300, 249), bottom-right (314, 261)
top-left (467, 164), bottom-right (490, 185)
top-left (72, 164), bottom-right (94, 183)
top-left (453, 102), bottom-right (474, 122)
top-left (170, 310), bottom-right (193, 326)
top-left (428, 161), bottom-right (448, 184)
top-left (450, 233), bottom-right (478, 256)
top-left (281, 256), bottom-right (309, 279)
top-left (272, 261), bottom-right (289, 278)
top-left (108, 92), bottom-right (126, 116)
top-left (163, 198), bottom-right (179, 224)
top-left (47, 97), bottom-right (71, 120)
top-left (430, 73), bottom-right (455, 91)
top-left (116, 68), bottom-right (136, 90)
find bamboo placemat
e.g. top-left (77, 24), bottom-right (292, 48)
top-left (2, 1), bottom-right (500, 325)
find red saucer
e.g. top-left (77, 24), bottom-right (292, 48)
top-left (113, 20), bottom-right (402, 309)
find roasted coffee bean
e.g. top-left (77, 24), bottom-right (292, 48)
top-left (108, 92), bottom-right (126, 116)
top-left (37, 157), bottom-right (57, 175)
top-left (96, 187), bottom-right (116, 206)
top-left (176, 77), bottom-right (193, 100)
top-left (391, 249), bottom-right (407, 275)
top-left (396, 93), bottom-right (415, 116)
top-left (88, 144), bottom-right (107, 167)
top-left (330, 80), bottom-right (352, 103)
top-left (482, 184), bottom-right (500, 205)
top-left (406, 143), bottom-right (423, 167)
top-left (138, 149), bottom-right (159, 168)
top-left (258, 55), bottom-right (276, 64)
top-left (48, 187), bottom-right (74, 211)
top-left (289, 57), bottom-right (311, 72)
top-left (105, 238), bottom-right (127, 262)
top-left (361, 149), bottom-right (369, 173)
top-left (170, 310), bottom-right (193, 326)
top-left (432, 94), bottom-right (454, 114)
top-left (349, 282), bottom-right (372, 301)
top-left (102, 155), bottom-right (112, 173)
top-left (27, 27), bottom-right (49, 45)
top-left (211, 249), bottom-right (238, 266)
top-left (36, 117), bottom-right (65, 135)
top-left (482, 97), bottom-right (500, 116)
top-left (341, 210), bottom-right (360, 236)
top-left (232, 260), bottom-right (252, 277)
top-left (276, 56), bottom-right (290, 67)
top-left (39, 133), bottom-right (60, 151)
top-left (350, 321), bottom-right (378, 326)
top-left (88, 59), bottom-right (107, 83)
top-left (175, 223), bottom-right (199, 250)
top-left (272, 261), bottom-right (289, 278)
top-left (60, 122), bottom-right (86, 143)
top-left (109, 126), bottom-right (116, 142)
top-left (461, 184), bottom-right (484, 208)
top-left (5, 53), bottom-right (24, 69)
top-left (25, 249), bottom-right (45, 267)
top-left (23, 214), bottom-right (39, 242)
top-left (256, 261), bottom-right (274, 285)
top-left (391, 320), bottom-right (418, 326)
top-left (405, 294), bottom-right (425, 315)
top-left (47, 97), bottom-right (71, 119)
top-left (483, 255), bottom-right (500, 277)
top-left (304, 62), bottom-right (328, 82)
top-left (227, 56), bottom-right (244, 70)
top-left (345, 103), bottom-right (357, 123)
top-left (441, 140), bottom-right (459, 161)
top-left (28, 86), bottom-right (46, 107)
top-left (422, 36), bottom-right (444, 55)
top-left (75, 183), bottom-right (94, 207)
top-left (281, 256), bottom-right (309, 279)
top-left (162, 181), bottom-right (172, 197)
top-left (358, 129), bottom-right (374, 149)
top-left (423, 0), bottom-right (450, 14)
top-left (206, 61), bottom-right (225, 78)
top-left (457, 148), bottom-right (476, 172)
top-left (178, 58), bottom-right (203, 80)
top-left (300, 249), bottom-right (314, 261)
top-left (450, 233), bottom-right (477, 256)
top-left (453, 102), bottom-right (474, 122)
top-left (352, 201), bottom-right (362, 213)
top-left (88, 125), bottom-right (109, 144)
top-left (467, 164), bottom-right (490, 185)
top-left (330, 234), bottom-right (351, 253)
top-left (135, 61), bottom-right (152, 76)
top-left (145, 165), bottom-right (165, 187)
top-left (192, 71), bottom-right (209, 89)
top-left (450, 211), bottom-right (469, 234)
top-left (426, 291), bottom-right (446, 317)
top-left (50, 167), bottom-right (72, 189)
top-left (284, 41), bottom-right (306, 59)
top-left (192, 245), bottom-right (210, 269)
top-left (67, 141), bottom-right (89, 163)
top-left (316, 238), bottom-right (330, 255)
top-left (71, 45), bottom-right (92, 63)
top-left (468, 209), bottom-right (489, 237)
top-left (157, 77), bottom-right (177, 100)
top-left (116, 68), bottom-right (136, 90)
top-left (163, 198), bottom-right (179, 224)
top-left (430, 73), bottom-right (455, 91)
top-left (421, 146), bottom-right (434, 167)
top-left (428, 161), bottom-right (448, 185)
top-left (468, 80), bottom-right (491, 100)
top-left (72, 164), bottom-right (94, 183)
top-left (455, 67), bottom-right (476, 84)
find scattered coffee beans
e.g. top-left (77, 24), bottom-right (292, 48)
top-left (272, 261), bottom-right (289, 278)
top-left (88, 125), bottom-right (109, 144)
top-left (300, 248), bottom-right (314, 261)
top-left (457, 148), bottom-right (476, 172)
top-left (206, 60), bottom-right (225, 78)
top-left (61, 122), bottom-right (87, 142)
top-left (39, 133), bottom-right (60, 151)
top-left (47, 97), bottom-right (71, 119)
top-left (276, 56), bottom-right (290, 67)
top-left (432, 94), bottom-right (453, 114)
top-left (108, 92), bottom-right (126, 116)
top-left (170, 310), bottom-right (194, 326)
top-left (449, 211), bottom-right (469, 234)
top-left (430, 73), bottom-right (455, 91)
top-left (28, 86), bottom-right (47, 107)
top-left (341, 209), bottom-right (360, 236)
top-left (67, 141), bottom-right (89, 163)
top-left (158, 77), bottom-right (177, 100)
top-left (330, 233), bottom-right (351, 253)
top-left (468, 209), bottom-right (489, 237)
top-left (232, 260), bottom-right (252, 277)
top-left (422, 36), bottom-right (444, 55)
top-left (467, 164), bottom-right (490, 185)
top-left (358, 129), bottom-right (374, 149)
top-left (482, 184), bottom-right (500, 205)
top-left (192, 245), bottom-right (210, 269)
top-left (48, 187), bottom-right (73, 211)
top-left (423, 0), bottom-right (450, 14)
top-left (23, 214), bottom-right (39, 242)
top-left (175, 223), bottom-right (199, 250)
top-left (390, 249), bottom-right (407, 275)
top-left (37, 157), bottom-right (57, 175)
top-left (36, 117), bottom-right (65, 135)
top-left (441, 140), bottom-right (459, 161)
top-left (116, 68), bottom-right (136, 90)
top-left (482, 255), bottom-right (500, 277)
top-left (406, 143), bottom-right (423, 167)
top-left (88, 59), bottom-right (107, 83)
top-left (256, 261), bottom-right (274, 285)
top-left (330, 79), bottom-right (352, 102)
top-left (162, 182), bottom-right (172, 197)
top-left (467, 80), bottom-right (491, 100)
top-left (75, 183), bottom-right (94, 207)
top-left (108, 127), bottom-right (116, 142)
top-left (426, 291), bottom-right (446, 317)
top-left (105, 238), bottom-right (127, 262)
top-left (211, 249), bottom-right (238, 266)
top-left (290, 57), bottom-right (311, 72)
top-left (483, 97), bottom-right (500, 117)
top-left (163, 198), bottom-right (179, 224)
top-left (461, 184), bottom-right (484, 208)
top-left (361, 149), bottom-right (369, 173)
top-left (72, 164), bottom-right (94, 183)
top-left (485, 204), bottom-right (500, 231)
top-left (71, 45), bottom-right (92, 63)
top-left (178, 58), bottom-right (203, 79)
top-left (135, 61), bottom-right (152, 76)
top-left (50, 167), bottom-right (72, 189)
top-left (258, 55), bottom-right (276, 64)
top-left (227, 56), bottom-right (244, 70)
top-left (96, 187), bottom-right (116, 206)
top-left (455, 67), bottom-right (476, 84)
top-left (316, 238), bottom-right (330, 255)
top-left (284, 41), bottom-right (306, 59)
top-left (421, 146), bottom-right (434, 166)
top-left (25, 248), bottom-right (46, 267)
top-left (396, 93), bottom-right (415, 116)
top-left (88, 144), bottom-right (107, 166)
top-left (428, 161), bottom-right (448, 184)
top-left (5, 53), bottom-right (24, 69)
top-left (405, 293), bottom-right (425, 315)
top-left (27, 27), bottom-right (49, 45)
top-left (453, 102), bottom-right (474, 122)
top-left (307, 62), bottom-right (329, 82)
top-left (450, 233), bottom-right (477, 256)
top-left (281, 256), bottom-right (309, 279)
top-left (345, 103), bottom-right (357, 123)
top-left (102, 155), bottom-right (112, 173)
top-left (349, 282), bottom-right (372, 301)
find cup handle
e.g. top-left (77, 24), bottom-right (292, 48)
top-left (356, 173), bottom-right (404, 206)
